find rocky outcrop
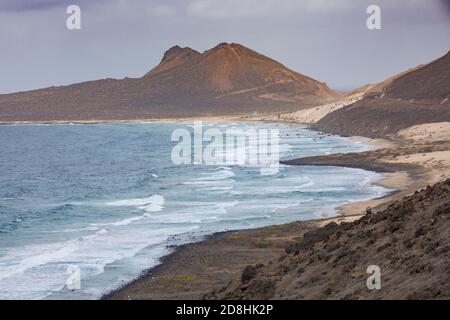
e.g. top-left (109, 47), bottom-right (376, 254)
top-left (210, 179), bottom-right (450, 300)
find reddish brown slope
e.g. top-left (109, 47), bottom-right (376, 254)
top-left (316, 51), bottom-right (450, 138)
top-left (143, 43), bottom-right (338, 100)
top-left (0, 43), bottom-right (339, 122)
top-left (383, 52), bottom-right (450, 101)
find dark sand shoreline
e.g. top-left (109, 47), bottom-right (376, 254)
top-left (103, 219), bottom-right (329, 300)
top-left (101, 230), bottom-right (233, 300)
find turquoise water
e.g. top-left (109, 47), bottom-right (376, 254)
top-left (0, 122), bottom-right (390, 299)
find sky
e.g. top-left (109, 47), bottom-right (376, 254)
top-left (0, 0), bottom-right (449, 93)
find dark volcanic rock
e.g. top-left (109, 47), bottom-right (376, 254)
top-left (214, 179), bottom-right (450, 300)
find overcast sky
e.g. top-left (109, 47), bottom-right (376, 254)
top-left (0, 0), bottom-right (449, 93)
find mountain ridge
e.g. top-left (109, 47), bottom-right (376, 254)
top-left (315, 50), bottom-right (450, 138)
top-left (349, 51), bottom-right (450, 101)
top-left (0, 43), bottom-right (339, 122)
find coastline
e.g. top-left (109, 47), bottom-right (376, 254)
top-left (104, 129), bottom-right (431, 300)
top-left (103, 168), bottom-right (411, 300)
top-left (3, 117), bottom-right (446, 299)
top-left (103, 217), bottom-right (354, 300)
top-left (0, 115), bottom-right (246, 126)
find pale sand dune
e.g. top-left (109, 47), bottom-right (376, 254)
top-left (395, 122), bottom-right (450, 142)
top-left (393, 122), bottom-right (450, 184)
top-left (389, 151), bottom-right (450, 168)
top-left (277, 97), bottom-right (362, 123)
top-left (338, 122), bottom-right (450, 216)
top-left (350, 135), bottom-right (395, 149)
top-left (387, 151), bottom-right (450, 184)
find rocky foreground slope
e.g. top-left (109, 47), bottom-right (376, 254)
top-left (0, 43), bottom-right (339, 122)
top-left (209, 179), bottom-right (450, 299)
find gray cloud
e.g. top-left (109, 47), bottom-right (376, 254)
top-left (0, 0), bottom-right (92, 12)
top-left (0, 0), bottom-right (448, 93)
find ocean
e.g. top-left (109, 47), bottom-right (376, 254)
top-left (0, 121), bottom-right (390, 299)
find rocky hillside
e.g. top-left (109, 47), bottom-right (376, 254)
top-left (316, 51), bottom-right (450, 138)
top-left (211, 179), bottom-right (450, 300)
top-left (0, 43), bottom-right (339, 122)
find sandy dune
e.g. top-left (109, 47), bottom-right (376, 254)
top-left (276, 97), bottom-right (361, 123)
top-left (396, 122), bottom-right (450, 143)
top-left (392, 122), bottom-right (450, 184)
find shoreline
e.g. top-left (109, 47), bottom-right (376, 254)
top-left (105, 117), bottom-right (450, 299)
top-left (0, 115), bottom-right (248, 126)
top-left (104, 131), bottom-right (428, 300)
top-left (103, 216), bottom-right (358, 300)
top-left (46, 117), bottom-right (438, 300)
top-left (3, 117), bottom-right (444, 299)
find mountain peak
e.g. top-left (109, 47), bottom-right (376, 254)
top-left (146, 45), bottom-right (200, 77)
top-left (0, 42), bottom-right (341, 122)
top-left (215, 42), bottom-right (230, 48)
top-left (146, 42), bottom-right (338, 99)
top-left (206, 42), bottom-right (248, 53)
top-left (210, 42), bottom-right (240, 50)
top-left (161, 45), bottom-right (199, 63)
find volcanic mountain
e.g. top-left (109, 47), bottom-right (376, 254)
top-left (316, 51), bottom-right (450, 138)
top-left (0, 43), bottom-right (339, 122)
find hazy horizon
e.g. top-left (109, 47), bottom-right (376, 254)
top-left (0, 0), bottom-right (449, 94)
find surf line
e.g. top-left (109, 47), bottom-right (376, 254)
top-left (171, 121), bottom-right (280, 175)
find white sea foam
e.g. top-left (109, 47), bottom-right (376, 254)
top-left (0, 225), bottom-right (197, 299)
top-left (90, 195), bottom-right (166, 227)
top-left (196, 168), bottom-right (235, 180)
top-left (0, 122), bottom-right (392, 300)
top-left (96, 215), bottom-right (145, 227)
top-left (143, 200), bottom-right (239, 224)
top-left (209, 186), bottom-right (234, 191)
top-left (106, 195), bottom-right (165, 208)
top-left (96, 228), bottom-right (109, 235)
